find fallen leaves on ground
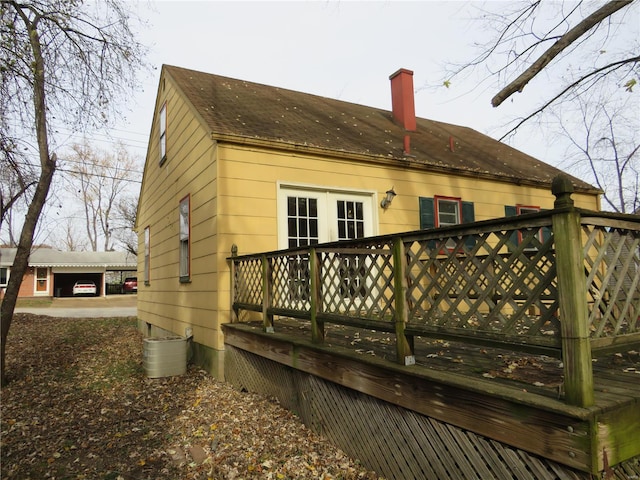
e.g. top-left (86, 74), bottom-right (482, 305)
top-left (1, 314), bottom-right (382, 480)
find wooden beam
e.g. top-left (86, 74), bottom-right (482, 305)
top-left (595, 402), bottom-right (640, 472)
top-left (552, 176), bottom-right (594, 407)
top-left (222, 323), bottom-right (597, 472)
top-left (262, 254), bottom-right (274, 332)
top-left (309, 247), bottom-right (324, 343)
top-left (393, 237), bottom-right (414, 365)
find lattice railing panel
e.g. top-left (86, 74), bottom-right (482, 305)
top-left (231, 211), bottom-right (640, 361)
top-left (233, 257), bottom-right (263, 307)
top-left (405, 224), bottom-right (559, 341)
top-left (271, 253), bottom-right (312, 311)
top-left (320, 241), bottom-right (395, 322)
top-left (582, 223), bottom-right (640, 338)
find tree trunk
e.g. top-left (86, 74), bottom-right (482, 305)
top-left (1, 13), bottom-right (55, 387)
top-left (0, 159), bottom-right (55, 385)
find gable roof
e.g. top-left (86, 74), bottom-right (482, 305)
top-left (163, 65), bottom-right (597, 192)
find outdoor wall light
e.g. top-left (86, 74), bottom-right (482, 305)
top-left (380, 187), bottom-right (397, 209)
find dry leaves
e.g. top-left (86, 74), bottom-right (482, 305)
top-left (1, 314), bottom-right (382, 480)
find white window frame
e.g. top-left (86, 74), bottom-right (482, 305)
top-left (277, 183), bottom-right (376, 249)
top-left (435, 196), bottom-right (462, 250)
top-left (0, 267), bottom-right (8, 287)
top-left (435, 196), bottom-right (462, 227)
top-left (34, 267), bottom-right (49, 296)
top-left (517, 204), bottom-right (543, 246)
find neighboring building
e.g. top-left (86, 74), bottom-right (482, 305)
top-left (0, 247), bottom-right (137, 298)
top-left (135, 65), bottom-right (601, 377)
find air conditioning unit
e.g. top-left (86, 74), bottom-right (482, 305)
top-left (143, 336), bottom-right (187, 378)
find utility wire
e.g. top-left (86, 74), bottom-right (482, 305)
top-left (56, 167), bottom-right (142, 184)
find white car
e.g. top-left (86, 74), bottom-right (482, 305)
top-left (73, 280), bottom-right (97, 296)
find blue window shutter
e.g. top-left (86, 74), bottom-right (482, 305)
top-left (505, 205), bottom-right (518, 251)
top-left (419, 197), bottom-right (435, 229)
top-left (462, 202), bottom-right (475, 248)
top-left (461, 202), bottom-right (475, 223)
top-left (419, 197), bottom-right (436, 250)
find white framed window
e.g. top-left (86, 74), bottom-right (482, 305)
top-left (179, 196), bottom-right (190, 281)
top-left (159, 102), bottom-right (167, 165)
top-left (286, 195), bottom-right (320, 248)
top-left (517, 204), bottom-right (543, 246)
top-left (277, 185), bottom-right (375, 249)
top-left (35, 267), bottom-right (48, 295)
top-left (0, 267), bottom-right (8, 287)
top-left (336, 199), bottom-right (365, 240)
top-left (144, 226), bottom-right (150, 284)
top-left (435, 196), bottom-right (462, 227)
top-left (278, 185), bottom-right (376, 304)
top-left (435, 196), bottom-right (461, 250)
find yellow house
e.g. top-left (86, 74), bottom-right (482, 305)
top-left (135, 65), bottom-right (600, 377)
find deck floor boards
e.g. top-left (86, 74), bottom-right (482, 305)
top-left (244, 317), bottom-right (640, 412)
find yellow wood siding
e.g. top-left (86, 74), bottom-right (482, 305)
top-left (213, 143), bottom-right (599, 330)
top-left (137, 72), bottom-right (223, 348)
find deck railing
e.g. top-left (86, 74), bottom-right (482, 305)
top-left (229, 177), bottom-right (640, 407)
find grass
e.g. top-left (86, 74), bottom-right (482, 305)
top-left (13, 297), bottom-right (53, 307)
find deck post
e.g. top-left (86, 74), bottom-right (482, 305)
top-left (552, 175), bottom-right (594, 407)
top-left (309, 247), bottom-right (324, 343)
top-left (262, 254), bottom-right (274, 333)
top-left (229, 244), bottom-right (239, 323)
top-left (393, 237), bottom-right (415, 365)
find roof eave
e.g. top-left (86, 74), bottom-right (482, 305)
top-left (210, 132), bottom-right (600, 193)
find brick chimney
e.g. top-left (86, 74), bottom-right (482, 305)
top-left (389, 68), bottom-right (416, 131)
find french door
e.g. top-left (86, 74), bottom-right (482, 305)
top-left (279, 188), bottom-right (374, 248)
top-left (278, 187), bottom-right (375, 308)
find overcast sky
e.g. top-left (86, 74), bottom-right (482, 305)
top-left (24, 0), bottom-right (638, 247)
top-left (98, 0), bottom-right (568, 164)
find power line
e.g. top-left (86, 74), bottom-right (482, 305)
top-left (56, 167), bottom-right (142, 184)
top-left (60, 156), bottom-right (144, 176)
top-left (5, 157), bottom-right (144, 178)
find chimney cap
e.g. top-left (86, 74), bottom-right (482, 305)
top-left (389, 68), bottom-right (414, 80)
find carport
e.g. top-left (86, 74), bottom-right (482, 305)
top-left (0, 247), bottom-right (137, 298)
top-left (53, 272), bottom-right (104, 297)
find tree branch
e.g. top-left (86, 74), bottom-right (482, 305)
top-left (499, 55), bottom-right (640, 140)
top-left (492, 0), bottom-right (634, 107)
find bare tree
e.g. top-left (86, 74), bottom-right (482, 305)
top-left (0, 136), bottom-right (37, 244)
top-left (49, 218), bottom-right (89, 251)
top-left (114, 194), bottom-right (139, 257)
top-left (440, 1), bottom-right (639, 215)
top-left (443, 0), bottom-right (639, 139)
top-left (0, 0), bottom-right (147, 386)
top-left (64, 141), bottom-right (141, 251)
top-left (552, 92), bottom-right (639, 213)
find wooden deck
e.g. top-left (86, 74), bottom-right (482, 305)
top-left (227, 194), bottom-right (640, 476)
top-left (223, 319), bottom-right (640, 477)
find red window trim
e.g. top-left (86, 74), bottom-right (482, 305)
top-left (144, 225), bottom-right (151, 285)
top-left (516, 204), bottom-right (540, 214)
top-left (516, 204), bottom-right (542, 245)
top-left (434, 195), bottom-right (462, 227)
top-left (179, 194), bottom-right (191, 280)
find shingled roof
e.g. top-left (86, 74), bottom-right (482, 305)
top-left (164, 65), bottom-right (596, 192)
top-left (0, 248), bottom-right (136, 269)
